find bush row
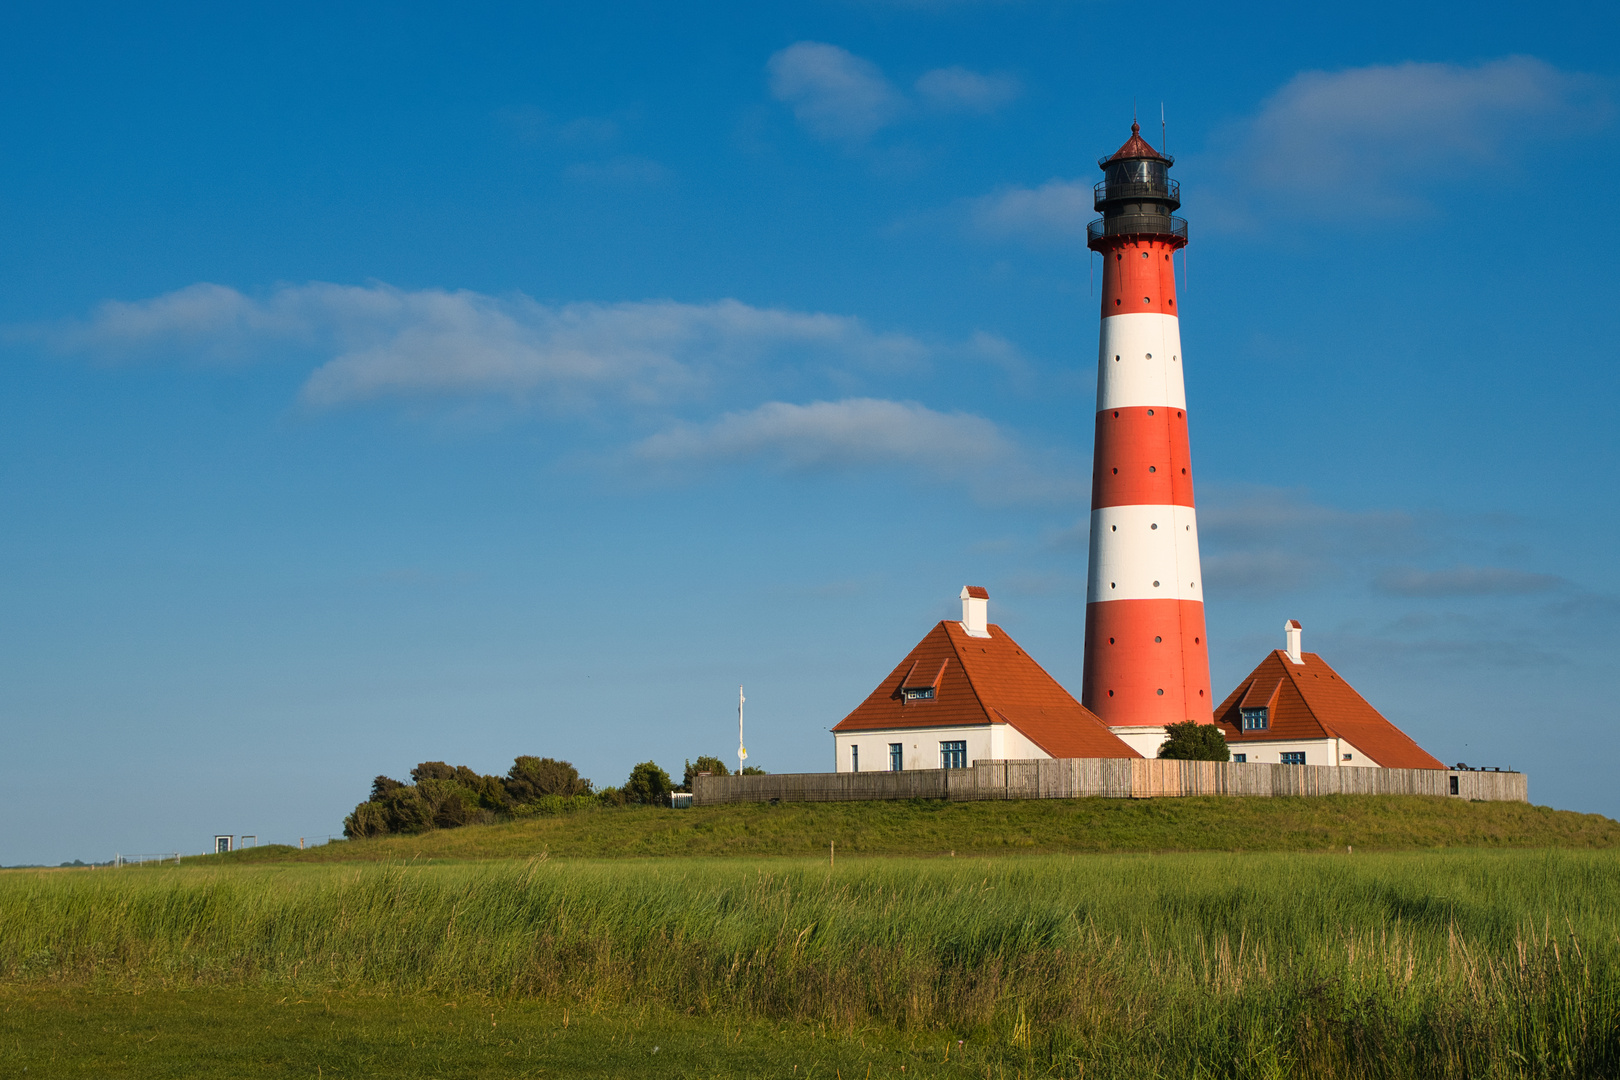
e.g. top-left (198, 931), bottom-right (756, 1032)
top-left (342, 754), bottom-right (763, 838)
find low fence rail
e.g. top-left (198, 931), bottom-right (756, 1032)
top-left (693, 758), bottom-right (1527, 806)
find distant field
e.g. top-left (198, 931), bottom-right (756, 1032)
top-left (4, 849), bottom-right (1618, 1077)
top-left (210, 793), bottom-right (1620, 864)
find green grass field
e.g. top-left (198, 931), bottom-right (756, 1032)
top-left (6, 840), bottom-right (1620, 1077)
top-left (207, 794), bottom-right (1620, 864)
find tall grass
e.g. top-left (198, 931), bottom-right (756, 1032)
top-left (5, 851), bottom-right (1619, 1077)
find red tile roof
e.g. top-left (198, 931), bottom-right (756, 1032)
top-left (964, 585), bottom-right (989, 599)
top-left (1107, 121), bottom-right (1167, 163)
top-left (832, 621), bottom-right (1140, 758)
top-left (1212, 650), bottom-right (1444, 769)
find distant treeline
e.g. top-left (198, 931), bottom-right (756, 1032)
top-left (343, 755), bottom-right (763, 839)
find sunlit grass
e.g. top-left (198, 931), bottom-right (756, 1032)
top-left (205, 794), bottom-right (1620, 865)
top-left (6, 849), bottom-right (1619, 1076)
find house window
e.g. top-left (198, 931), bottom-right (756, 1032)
top-left (1280, 751), bottom-right (1306, 765)
top-left (889, 743), bottom-right (903, 772)
top-left (940, 741), bottom-right (967, 769)
top-left (1449, 775), bottom-right (1460, 795)
top-left (904, 687), bottom-right (935, 701)
top-left (1240, 707), bottom-right (1269, 731)
top-left (1232, 753), bottom-right (1246, 763)
top-left (851, 745), bottom-right (859, 773)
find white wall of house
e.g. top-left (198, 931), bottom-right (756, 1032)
top-left (1224, 735), bottom-right (1374, 767)
top-left (833, 723), bottom-right (1050, 773)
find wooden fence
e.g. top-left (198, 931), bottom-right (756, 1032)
top-left (691, 758), bottom-right (1527, 806)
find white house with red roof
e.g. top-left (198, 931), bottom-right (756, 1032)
top-left (831, 587), bottom-right (1139, 772)
top-left (1210, 621), bottom-right (1444, 769)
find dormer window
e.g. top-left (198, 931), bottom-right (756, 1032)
top-left (1241, 707), bottom-right (1269, 731)
top-left (897, 657), bottom-right (948, 703)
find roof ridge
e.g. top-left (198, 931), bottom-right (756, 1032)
top-left (1277, 649), bottom-right (1337, 739)
top-left (941, 621), bottom-right (994, 727)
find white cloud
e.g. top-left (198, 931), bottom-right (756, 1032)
top-left (767, 42), bottom-right (905, 143)
top-left (914, 67), bottom-right (1020, 114)
top-left (967, 56), bottom-right (1602, 246)
top-left (970, 178), bottom-right (1094, 243)
top-left (48, 283), bottom-right (932, 410)
top-left (767, 42), bottom-right (1017, 144)
top-left (1209, 56), bottom-right (1603, 218)
top-left (632, 398), bottom-right (1087, 504)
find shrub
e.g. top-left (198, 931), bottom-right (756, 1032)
top-left (1158, 721), bottom-right (1231, 761)
top-left (681, 756), bottom-right (731, 791)
top-left (624, 762), bottom-right (674, 805)
top-left (741, 766), bottom-right (767, 776)
top-left (505, 756), bottom-right (592, 803)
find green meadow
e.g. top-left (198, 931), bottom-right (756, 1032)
top-left (5, 829), bottom-right (1620, 1077)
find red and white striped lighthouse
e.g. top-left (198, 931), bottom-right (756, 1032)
top-left (1080, 121), bottom-right (1213, 755)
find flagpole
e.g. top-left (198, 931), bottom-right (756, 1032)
top-left (737, 685), bottom-right (747, 772)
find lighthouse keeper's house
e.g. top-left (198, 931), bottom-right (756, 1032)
top-left (831, 587), bottom-right (1140, 772)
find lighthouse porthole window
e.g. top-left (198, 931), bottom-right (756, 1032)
top-left (1153, 580), bottom-right (1160, 587)
top-left (1157, 689), bottom-right (1164, 696)
top-left (1145, 353), bottom-right (1152, 359)
top-left (1154, 636), bottom-right (1162, 643)
top-left (1147, 408), bottom-right (1154, 415)
top-left (1151, 523), bottom-right (1158, 530)
top-left (1149, 466), bottom-right (1157, 472)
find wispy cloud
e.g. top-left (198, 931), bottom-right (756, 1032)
top-left (1197, 485), bottom-right (1417, 596)
top-left (1206, 56), bottom-right (1605, 222)
top-left (967, 56), bottom-right (1603, 246)
top-left (1375, 565), bottom-right (1564, 597)
top-left (46, 283), bottom-right (932, 410)
top-left (914, 67), bottom-right (1020, 114)
top-left (563, 156), bottom-right (670, 185)
top-left (970, 178), bottom-right (1094, 244)
top-left (631, 397), bottom-right (1086, 504)
top-left (767, 41), bottom-right (1018, 144)
top-left (768, 42), bottom-right (906, 143)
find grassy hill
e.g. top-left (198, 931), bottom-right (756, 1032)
top-left (210, 794), bottom-right (1620, 865)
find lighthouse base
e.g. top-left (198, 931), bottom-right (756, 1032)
top-left (1109, 725), bottom-right (1171, 758)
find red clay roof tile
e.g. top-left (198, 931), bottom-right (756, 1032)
top-left (1212, 650), bottom-right (1444, 769)
top-left (832, 621), bottom-right (1140, 759)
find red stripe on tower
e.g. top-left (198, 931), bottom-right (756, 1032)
top-left (1081, 121), bottom-right (1213, 756)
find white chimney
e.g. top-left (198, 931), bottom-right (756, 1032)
top-left (1284, 619), bottom-right (1303, 664)
top-left (960, 586), bottom-right (990, 638)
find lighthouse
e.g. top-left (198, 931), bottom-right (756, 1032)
top-left (1080, 121), bottom-right (1213, 756)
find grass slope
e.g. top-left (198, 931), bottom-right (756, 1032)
top-left (0, 989), bottom-right (988, 1079)
top-left (5, 850), bottom-right (1619, 1077)
top-left (214, 794), bottom-right (1619, 865)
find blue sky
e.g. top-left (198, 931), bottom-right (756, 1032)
top-left (2, 1), bottom-right (1617, 863)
